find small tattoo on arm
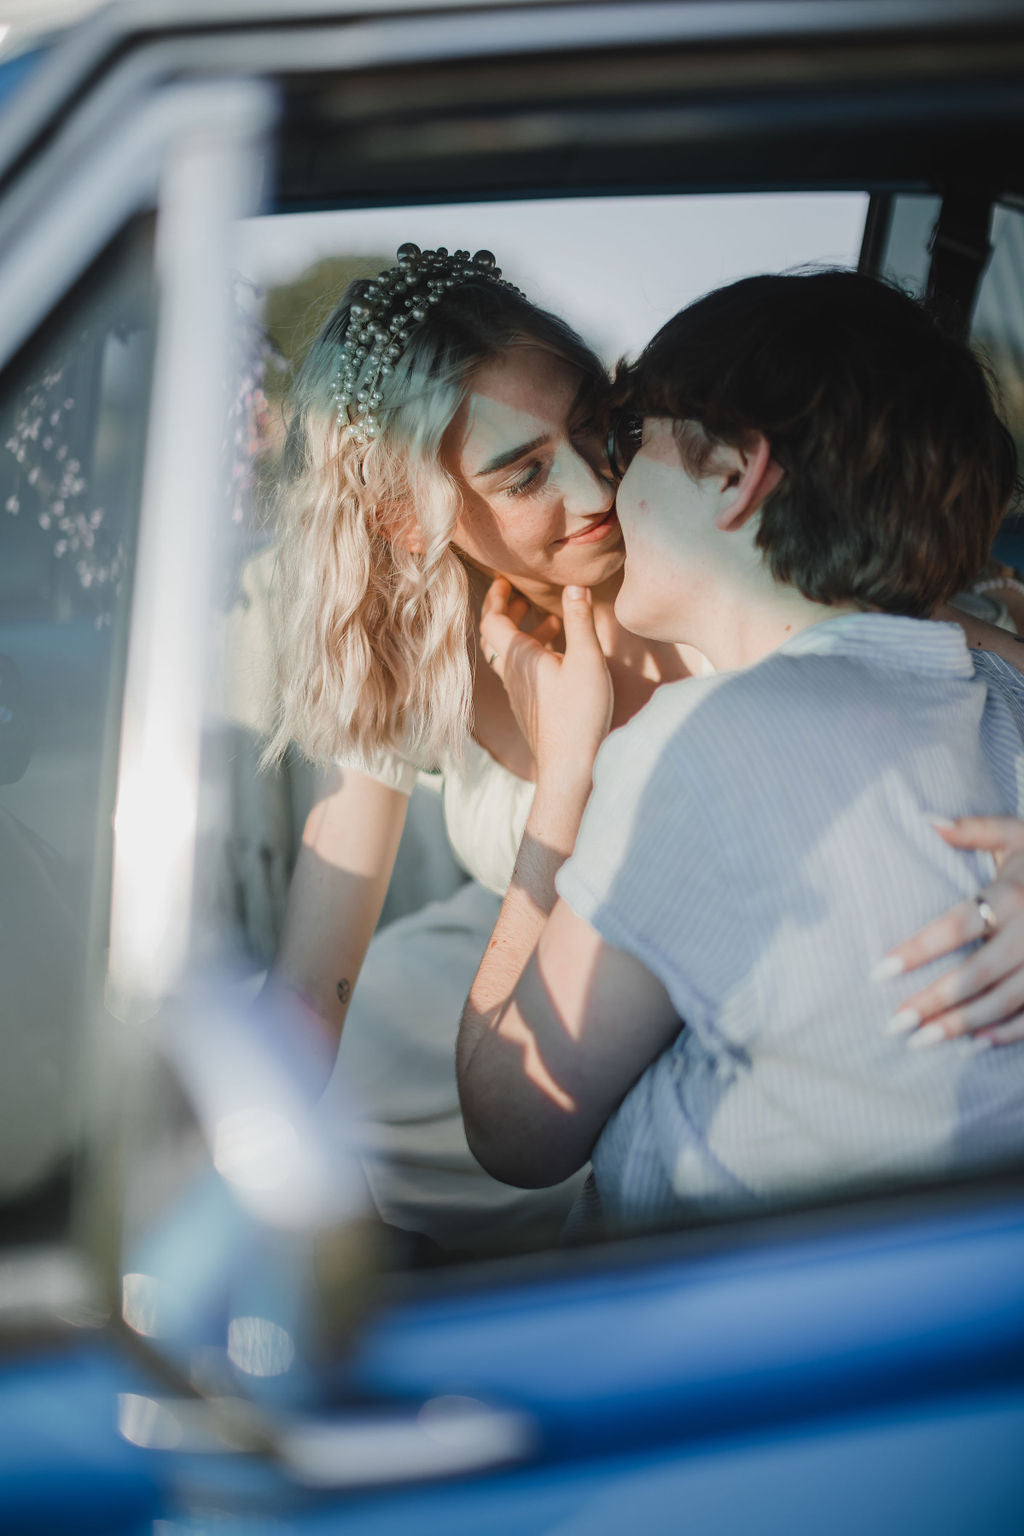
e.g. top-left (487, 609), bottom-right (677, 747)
top-left (337, 978), bottom-right (351, 1005)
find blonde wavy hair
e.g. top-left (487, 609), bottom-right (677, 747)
top-left (263, 268), bottom-right (606, 769)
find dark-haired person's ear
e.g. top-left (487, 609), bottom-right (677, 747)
top-left (713, 432), bottom-right (784, 532)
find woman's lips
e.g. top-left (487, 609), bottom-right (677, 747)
top-left (560, 508), bottom-right (620, 546)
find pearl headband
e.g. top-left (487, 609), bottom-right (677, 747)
top-left (330, 243), bottom-right (524, 447)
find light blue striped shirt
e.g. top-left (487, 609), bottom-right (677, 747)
top-left (557, 615), bottom-right (1024, 1230)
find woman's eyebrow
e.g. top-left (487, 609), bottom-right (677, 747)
top-left (473, 433), bottom-right (547, 479)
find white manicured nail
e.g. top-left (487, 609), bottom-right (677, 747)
top-left (870, 954), bottom-right (904, 983)
top-left (970, 1035), bottom-right (994, 1054)
top-left (907, 1023), bottom-right (946, 1049)
top-left (885, 1008), bottom-right (920, 1035)
top-left (928, 815), bottom-right (956, 831)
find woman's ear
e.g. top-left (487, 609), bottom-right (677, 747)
top-left (713, 432), bottom-right (784, 531)
top-left (403, 522), bottom-right (427, 556)
top-left (374, 500), bottom-right (426, 554)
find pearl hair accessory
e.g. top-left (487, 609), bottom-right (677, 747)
top-left (330, 243), bottom-right (524, 447)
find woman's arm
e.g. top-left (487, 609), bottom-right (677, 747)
top-left (876, 607), bottom-right (1024, 1046)
top-left (273, 764), bottom-right (408, 1047)
top-left (938, 602), bottom-right (1024, 670)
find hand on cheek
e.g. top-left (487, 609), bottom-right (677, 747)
top-left (480, 578), bottom-right (612, 787)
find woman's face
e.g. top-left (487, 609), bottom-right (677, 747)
top-left (448, 346), bottom-right (623, 598)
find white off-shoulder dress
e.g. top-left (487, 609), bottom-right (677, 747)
top-left (318, 735), bottom-right (588, 1253)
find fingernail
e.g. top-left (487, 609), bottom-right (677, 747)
top-left (928, 815), bottom-right (956, 831)
top-left (870, 954), bottom-right (904, 983)
top-left (564, 585), bottom-right (585, 600)
top-left (970, 1035), bottom-right (994, 1054)
top-left (885, 1007), bottom-right (920, 1035)
top-left (907, 1022), bottom-right (946, 1049)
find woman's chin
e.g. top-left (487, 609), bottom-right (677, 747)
top-left (564, 542), bottom-right (625, 588)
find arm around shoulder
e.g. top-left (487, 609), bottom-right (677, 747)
top-left (458, 581), bottom-right (681, 1187)
top-left (458, 891), bottom-right (680, 1188)
top-left (940, 602), bottom-right (1024, 672)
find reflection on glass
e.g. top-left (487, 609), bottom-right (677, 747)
top-left (226, 1314), bottom-right (296, 1377)
top-left (0, 220), bottom-right (154, 1245)
top-left (117, 1393), bottom-right (184, 1451)
top-left (121, 1270), bottom-right (161, 1337)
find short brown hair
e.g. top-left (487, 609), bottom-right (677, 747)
top-left (623, 270), bottom-right (1019, 617)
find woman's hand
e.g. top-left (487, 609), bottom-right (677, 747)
top-left (480, 578), bottom-right (613, 786)
top-left (878, 815), bottom-right (1024, 1047)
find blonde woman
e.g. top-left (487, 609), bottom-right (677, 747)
top-left (265, 245), bottom-right (696, 1250)
top-left (266, 244), bottom-right (1024, 1253)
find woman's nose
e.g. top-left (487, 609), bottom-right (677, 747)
top-left (561, 442), bottom-right (615, 516)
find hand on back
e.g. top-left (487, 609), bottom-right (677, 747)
top-left (880, 815), bottom-right (1024, 1047)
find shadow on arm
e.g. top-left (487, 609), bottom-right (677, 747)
top-left (458, 849), bottom-right (680, 1190)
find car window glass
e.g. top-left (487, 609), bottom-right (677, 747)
top-left (213, 193), bottom-right (868, 1266)
top-left (878, 195), bottom-right (1024, 578)
top-left (226, 195), bottom-right (867, 957)
top-left (973, 205), bottom-right (1024, 478)
top-left (0, 220), bottom-right (154, 1245)
top-left (877, 193), bottom-right (940, 298)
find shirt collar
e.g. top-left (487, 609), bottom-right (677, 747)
top-left (774, 612), bottom-right (976, 679)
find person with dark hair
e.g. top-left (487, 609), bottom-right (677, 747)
top-left (457, 270), bottom-right (1024, 1232)
top-left (615, 271), bottom-right (1017, 620)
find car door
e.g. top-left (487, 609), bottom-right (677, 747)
top-left (1, 6), bottom-right (1024, 1535)
top-left (0, 47), bottom-right (274, 1535)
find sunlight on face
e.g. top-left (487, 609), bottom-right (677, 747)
top-left (614, 417), bottom-right (717, 642)
top-left (449, 346), bottom-right (623, 601)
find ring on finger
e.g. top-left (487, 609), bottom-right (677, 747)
top-left (488, 651), bottom-right (498, 667)
top-left (975, 895), bottom-right (999, 937)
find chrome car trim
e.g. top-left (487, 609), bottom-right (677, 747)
top-left (106, 79), bottom-right (275, 1015)
top-left (0, 81), bottom-right (269, 380)
top-left (3, 0), bottom-right (1024, 207)
top-left (114, 1388), bottom-right (536, 1488)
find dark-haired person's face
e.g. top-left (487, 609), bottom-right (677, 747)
top-left (613, 416), bottom-right (721, 642)
top-left (448, 346), bottom-right (622, 599)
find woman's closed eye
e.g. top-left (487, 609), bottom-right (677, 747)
top-left (501, 418), bottom-right (604, 499)
top-left (504, 460), bottom-right (546, 498)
